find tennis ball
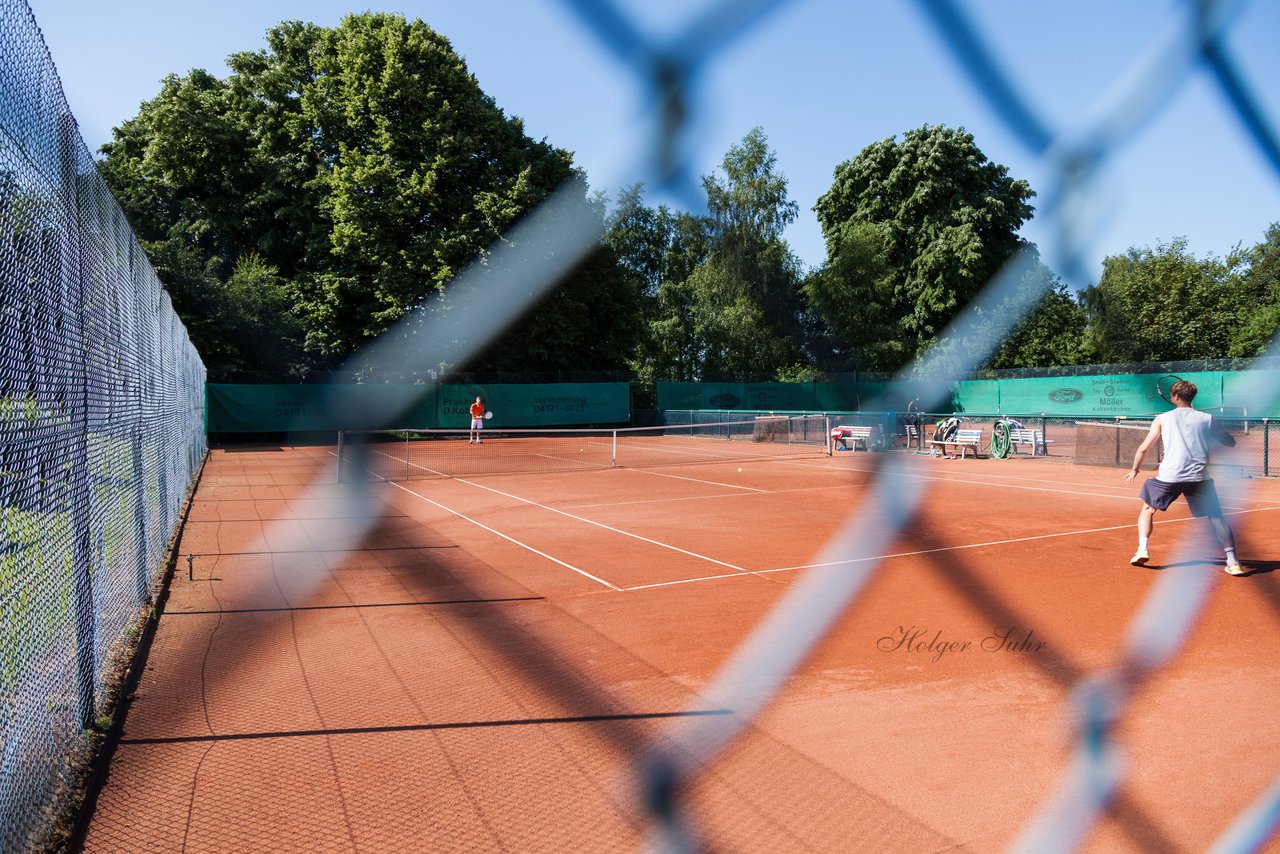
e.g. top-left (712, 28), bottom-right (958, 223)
top-left (737, 467), bottom-right (743, 473)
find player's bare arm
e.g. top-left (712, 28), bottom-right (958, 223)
top-left (1123, 419), bottom-right (1162, 484)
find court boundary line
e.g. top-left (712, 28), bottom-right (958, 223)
top-left (366, 448), bottom-right (781, 584)
top-left (626, 467), bottom-right (766, 493)
top-left (621, 505), bottom-right (1280, 592)
top-left (441, 475), bottom-right (780, 582)
top-left (332, 448), bottom-right (622, 591)
top-left (383, 479), bottom-right (623, 591)
top-left (776, 457), bottom-right (1247, 506)
top-left (563, 481), bottom-right (854, 510)
top-left (613, 436), bottom-right (821, 466)
top-left (338, 446), bottom-right (1275, 593)
top-left (808, 452), bottom-right (1280, 506)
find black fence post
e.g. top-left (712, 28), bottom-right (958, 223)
top-left (1265, 419), bottom-right (1270, 478)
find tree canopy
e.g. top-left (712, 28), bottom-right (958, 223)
top-left (99, 35), bottom-right (1277, 388)
top-left (1080, 236), bottom-right (1261, 363)
top-left (606, 129), bottom-right (806, 381)
top-left (100, 13), bottom-right (642, 381)
top-left (811, 124), bottom-right (1036, 367)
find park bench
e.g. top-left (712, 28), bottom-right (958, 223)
top-left (831, 425), bottom-right (876, 451)
top-left (1008, 428), bottom-right (1052, 456)
top-left (927, 428), bottom-right (984, 459)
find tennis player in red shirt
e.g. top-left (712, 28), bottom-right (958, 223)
top-left (468, 397), bottom-right (485, 444)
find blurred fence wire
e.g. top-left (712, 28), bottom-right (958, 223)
top-left (0, 1), bottom-right (206, 849)
top-left (536, 1), bottom-right (1280, 851)
top-left (3, 0), bottom-right (1280, 850)
top-left (318, 0), bottom-right (1280, 849)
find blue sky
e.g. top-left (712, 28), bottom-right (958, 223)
top-left (28, 0), bottom-right (1280, 287)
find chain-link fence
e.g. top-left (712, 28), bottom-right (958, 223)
top-left (0, 1), bottom-right (207, 849)
top-left (8, 0), bottom-right (1280, 850)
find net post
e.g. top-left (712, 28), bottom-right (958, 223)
top-left (825, 416), bottom-right (833, 456)
top-left (336, 430), bottom-right (345, 483)
top-left (612, 429), bottom-right (618, 467)
top-left (1258, 417), bottom-right (1268, 476)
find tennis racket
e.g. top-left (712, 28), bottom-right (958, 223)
top-left (484, 411), bottom-right (493, 419)
top-left (1155, 374), bottom-right (1182, 405)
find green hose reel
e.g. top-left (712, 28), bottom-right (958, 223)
top-left (990, 419), bottom-right (1013, 459)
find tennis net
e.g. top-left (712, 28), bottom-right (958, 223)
top-left (337, 415), bottom-right (831, 481)
top-left (1072, 420), bottom-right (1158, 468)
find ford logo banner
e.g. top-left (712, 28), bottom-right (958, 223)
top-left (1049, 388), bottom-right (1083, 403)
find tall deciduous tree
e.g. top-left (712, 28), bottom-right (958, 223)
top-left (981, 252), bottom-right (1091, 369)
top-left (812, 125), bottom-right (1035, 366)
top-left (802, 220), bottom-right (901, 370)
top-left (604, 185), bottom-right (711, 382)
top-left (692, 128), bottom-right (805, 376)
top-left (1081, 237), bottom-right (1254, 362)
top-left (99, 13), bottom-right (641, 381)
top-left (1231, 224), bottom-right (1280, 357)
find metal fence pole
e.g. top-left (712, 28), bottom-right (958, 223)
top-left (335, 430), bottom-right (345, 483)
top-left (1265, 419), bottom-right (1271, 478)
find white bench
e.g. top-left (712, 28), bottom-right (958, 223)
top-left (927, 428), bottom-right (984, 459)
top-left (831, 425), bottom-right (876, 451)
top-left (1008, 428), bottom-right (1052, 456)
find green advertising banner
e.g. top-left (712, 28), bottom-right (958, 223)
top-left (986, 372), bottom-right (1225, 417)
top-left (1220, 369), bottom-right (1280, 417)
top-left (205, 384), bottom-right (438, 432)
top-left (436, 383), bottom-right (631, 428)
top-left (657, 381), bottom-right (861, 412)
top-left (207, 382), bottom-right (631, 432)
top-left (655, 370), bottom-right (1280, 420)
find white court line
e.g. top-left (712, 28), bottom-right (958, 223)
top-left (447, 476), bottom-right (775, 580)
top-left (622, 505), bottom-right (1280, 591)
top-left (384, 480), bottom-right (622, 591)
top-left (791, 456), bottom-right (1265, 511)
top-left (565, 482), bottom-right (856, 510)
top-left (615, 436), bottom-right (815, 465)
top-left (365, 447), bottom-right (777, 584)
top-left (769, 505), bottom-right (1280, 573)
top-left (333, 448), bottom-right (620, 590)
top-left (779, 457), bottom-right (1154, 503)
top-left (819, 451), bottom-right (1280, 502)
top-left (627, 467), bottom-right (767, 493)
top-left (532, 452), bottom-right (604, 469)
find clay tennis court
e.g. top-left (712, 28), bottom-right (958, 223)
top-left (79, 439), bottom-right (1280, 852)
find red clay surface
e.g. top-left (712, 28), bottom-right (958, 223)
top-left (81, 443), bottom-right (1280, 853)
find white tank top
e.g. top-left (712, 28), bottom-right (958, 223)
top-left (1157, 408), bottom-right (1213, 482)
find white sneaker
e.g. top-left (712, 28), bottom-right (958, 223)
top-left (1129, 549), bottom-right (1150, 567)
top-left (1225, 561), bottom-right (1246, 576)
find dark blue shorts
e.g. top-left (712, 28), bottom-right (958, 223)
top-left (1139, 478), bottom-right (1223, 517)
